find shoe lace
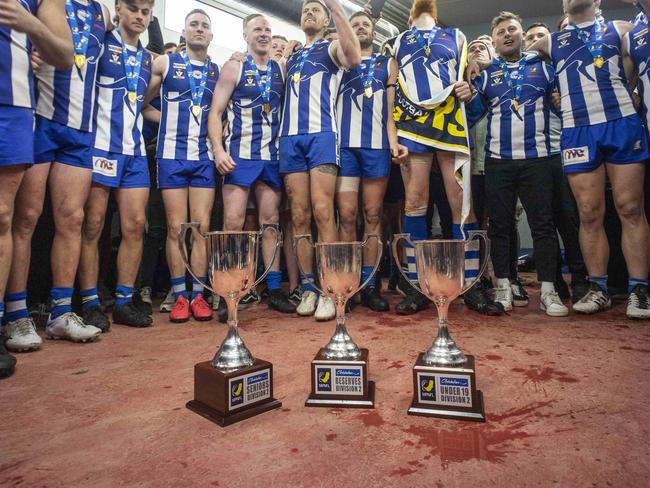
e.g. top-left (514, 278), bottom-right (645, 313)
top-left (543, 291), bottom-right (562, 306)
top-left (495, 287), bottom-right (510, 302)
top-left (13, 318), bottom-right (36, 337)
top-left (68, 313), bottom-right (90, 329)
top-left (629, 289), bottom-right (649, 308)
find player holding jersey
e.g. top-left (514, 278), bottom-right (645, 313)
top-left (280, 0), bottom-right (361, 321)
top-left (0, 0), bottom-right (74, 377)
top-left (146, 9), bottom-right (218, 323)
top-left (78, 0), bottom-right (156, 329)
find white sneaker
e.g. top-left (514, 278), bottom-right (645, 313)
top-left (138, 286), bottom-right (152, 306)
top-left (540, 291), bottom-right (569, 317)
top-left (315, 295), bottom-right (336, 322)
top-left (160, 289), bottom-right (174, 313)
top-left (494, 285), bottom-right (513, 312)
top-left (573, 283), bottom-right (611, 314)
top-left (46, 313), bottom-right (101, 343)
top-left (296, 290), bottom-right (318, 316)
top-left (3, 317), bottom-right (42, 352)
top-left (627, 284), bottom-right (650, 320)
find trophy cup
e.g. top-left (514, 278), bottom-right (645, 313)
top-left (179, 224), bottom-right (282, 426)
top-left (392, 232), bottom-right (490, 422)
top-left (294, 235), bottom-right (381, 408)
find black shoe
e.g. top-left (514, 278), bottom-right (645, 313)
top-left (268, 290), bottom-right (297, 314)
top-left (555, 277), bottom-right (571, 301)
top-left (464, 282), bottom-right (505, 316)
top-left (0, 341), bottom-right (16, 379)
top-left (395, 277), bottom-right (430, 315)
top-left (361, 285), bottom-right (389, 312)
top-left (112, 302), bottom-right (153, 328)
top-left (288, 287), bottom-right (303, 305)
top-left (510, 278), bottom-right (529, 307)
top-left (217, 297), bottom-right (228, 324)
top-left (82, 305), bottom-right (111, 333)
top-left (571, 277), bottom-right (590, 304)
top-left (239, 289), bottom-right (261, 310)
top-left (133, 291), bottom-right (152, 316)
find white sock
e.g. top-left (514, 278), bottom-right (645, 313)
top-left (497, 278), bottom-right (510, 289)
top-left (541, 281), bottom-right (555, 294)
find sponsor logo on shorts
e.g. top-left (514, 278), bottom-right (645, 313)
top-left (93, 156), bottom-right (117, 177)
top-left (563, 146), bottom-right (589, 166)
top-left (634, 140), bottom-right (643, 151)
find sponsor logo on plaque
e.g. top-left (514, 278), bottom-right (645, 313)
top-left (229, 369), bottom-right (272, 410)
top-left (438, 375), bottom-right (472, 407)
top-left (419, 375), bottom-right (437, 401)
top-left (230, 379), bottom-right (244, 407)
top-left (316, 368), bottom-right (332, 392)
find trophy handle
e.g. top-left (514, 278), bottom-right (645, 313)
top-left (293, 234), bottom-right (325, 295)
top-left (253, 223), bottom-right (282, 288)
top-left (461, 230), bottom-right (490, 295)
top-left (391, 233), bottom-right (424, 295)
top-left (358, 234), bottom-right (383, 291)
top-left (178, 222), bottom-right (215, 294)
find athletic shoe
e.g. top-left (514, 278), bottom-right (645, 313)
top-left (288, 287), bottom-right (303, 305)
top-left (395, 278), bottom-right (430, 315)
top-left (296, 290), bottom-right (318, 316)
top-left (46, 313), bottom-right (102, 342)
top-left (510, 278), bottom-right (529, 307)
top-left (540, 291), bottom-right (569, 317)
top-left (571, 278), bottom-right (590, 304)
top-left (160, 289), bottom-right (174, 313)
top-left (3, 318), bottom-right (42, 352)
top-left (268, 289), bottom-right (297, 313)
top-left (494, 285), bottom-right (514, 312)
top-left (136, 286), bottom-right (153, 315)
top-left (360, 285), bottom-right (389, 312)
top-left (170, 296), bottom-right (190, 323)
top-left (82, 305), bottom-right (111, 333)
top-left (191, 295), bottom-right (213, 321)
top-left (627, 284), bottom-right (650, 320)
top-left (315, 295), bottom-right (336, 321)
top-left (239, 289), bottom-right (261, 310)
top-left (0, 341), bottom-right (16, 379)
top-left (113, 302), bottom-right (153, 328)
top-left (464, 282), bottom-right (505, 316)
top-left (573, 282), bottom-right (611, 314)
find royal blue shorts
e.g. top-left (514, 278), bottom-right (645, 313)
top-left (33, 116), bottom-right (93, 168)
top-left (561, 115), bottom-right (650, 174)
top-left (279, 132), bottom-right (339, 174)
top-left (339, 147), bottom-right (391, 179)
top-left (157, 158), bottom-right (216, 189)
top-left (397, 136), bottom-right (436, 155)
top-left (91, 150), bottom-right (149, 189)
top-left (0, 106), bottom-right (33, 167)
top-left (224, 156), bottom-right (282, 191)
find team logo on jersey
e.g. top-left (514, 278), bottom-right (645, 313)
top-left (491, 71), bottom-right (504, 86)
top-left (110, 52), bottom-right (120, 64)
top-left (245, 74), bottom-right (255, 87)
top-left (93, 157), bottom-right (117, 177)
top-left (634, 30), bottom-right (648, 48)
top-left (558, 32), bottom-right (571, 48)
top-left (407, 36), bottom-right (416, 45)
top-left (634, 140), bottom-right (643, 151)
top-left (563, 146), bottom-right (590, 166)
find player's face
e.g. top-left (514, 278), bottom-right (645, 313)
top-left (183, 13), bottom-right (213, 50)
top-left (116, 0), bottom-right (152, 35)
top-left (301, 2), bottom-right (329, 35)
top-left (493, 19), bottom-right (524, 58)
top-left (562, 0), bottom-right (600, 15)
top-left (351, 16), bottom-right (375, 49)
top-left (271, 38), bottom-right (287, 61)
top-left (468, 42), bottom-right (491, 64)
top-left (245, 16), bottom-right (273, 56)
top-left (524, 26), bottom-right (549, 50)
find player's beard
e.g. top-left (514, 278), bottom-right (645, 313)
top-left (359, 35), bottom-right (373, 50)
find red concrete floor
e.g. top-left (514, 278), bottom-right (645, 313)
top-left (1, 279), bottom-right (649, 487)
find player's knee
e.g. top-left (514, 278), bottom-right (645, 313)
top-left (56, 205), bottom-right (85, 235)
top-left (312, 201), bottom-right (333, 226)
top-left (82, 211), bottom-right (105, 242)
top-left (364, 206), bottom-right (382, 230)
top-left (291, 206), bottom-right (311, 232)
top-left (224, 213), bottom-right (245, 231)
top-left (123, 215), bottom-right (146, 240)
top-left (0, 202), bottom-right (12, 235)
top-left (577, 201), bottom-right (604, 228)
top-left (615, 197), bottom-right (644, 223)
top-left (13, 203), bottom-right (43, 236)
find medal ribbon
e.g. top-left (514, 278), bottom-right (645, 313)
top-left (65, 0), bottom-right (92, 67)
top-left (410, 26), bottom-right (439, 56)
top-left (356, 54), bottom-right (377, 97)
top-left (293, 39), bottom-right (326, 81)
top-left (497, 57), bottom-right (527, 109)
top-left (246, 54), bottom-right (272, 106)
top-left (574, 19), bottom-right (606, 66)
top-left (116, 29), bottom-right (144, 103)
top-left (180, 50), bottom-right (210, 112)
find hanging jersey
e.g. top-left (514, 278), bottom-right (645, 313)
top-left (0, 0), bottom-right (39, 109)
top-left (281, 40), bottom-right (342, 136)
top-left (549, 21), bottom-right (636, 128)
top-left (93, 30), bottom-right (152, 156)
top-left (36, 0), bottom-right (106, 132)
top-left (393, 27), bottom-right (463, 108)
top-left (627, 24), bottom-right (650, 135)
top-left (337, 54), bottom-right (391, 150)
top-left (470, 57), bottom-right (556, 160)
top-left (157, 53), bottom-right (219, 161)
top-left (226, 59), bottom-right (284, 160)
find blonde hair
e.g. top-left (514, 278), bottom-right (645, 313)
top-left (491, 11), bottom-right (523, 31)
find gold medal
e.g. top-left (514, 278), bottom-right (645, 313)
top-left (364, 87), bottom-right (373, 98)
top-left (424, 47), bottom-right (431, 57)
top-left (192, 105), bottom-right (202, 117)
top-left (263, 103), bottom-right (271, 113)
top-left (128, 91), bottom-right (137, 105)
top-left (513, 100), bottom-right (519, 111)
top-left (74, 54), bottom-right (86, 69)
top-left (293, 72), bottom-right (301, 84)
top-left (594, 56), bottom-right (605, 69)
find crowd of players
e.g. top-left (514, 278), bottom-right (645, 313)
top-left (0, 0), bottom-right (649, 378)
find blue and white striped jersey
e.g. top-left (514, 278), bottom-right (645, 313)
top-left (36, 0), bottom-right (107, 132)
top-left (549, 21), bottom-right (636, 128)
top-left (156, 53), bottom-right (219, 161)
top-left (468, 57), bottom-right (556, 160)
top-left (226, 59), bottom-right (283, 160)
top-left (337, 54), bottom-right (391, 150)
top-left (0, 0), bottom-right (39, 109)
top-left (281, 40), bottom-right (342, 136)
top-left (93, 30), bottom-right (152, 156)
top-left (627, 23), bottom-right (650, 136)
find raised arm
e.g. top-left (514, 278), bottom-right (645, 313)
top-left (528, 32), bottom-right (552, 61)
top-left (326, 0), bottom-right (361, 69)
top-left (208, 60), bottom-right (240, 175)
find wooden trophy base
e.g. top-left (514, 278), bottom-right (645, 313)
top-left (305, 348), bottom-right (375, 408)
top-left (407, 354), bottom-right (486, 422)
top-left (186, 359), bottom-right (281, 427)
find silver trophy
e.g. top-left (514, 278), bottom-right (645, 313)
top-left (392, 232), bottom-right (490, 366)
top-left (179, 224), bottom-right (281, 371)
top-left (294, 235), bottom-right (382, 360)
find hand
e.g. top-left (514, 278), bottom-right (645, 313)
top-left (466, 59), bottom-right (482, 82)
top-left (284, 40), bottom-right (302, 58)
top-left (551, 89), bottom-right (561, 109)
top-left (454, 81), bottom-right (473, 103)
top-left (31, 49), bottom-right (43, 73)
top-left (391, 143), bottom-right (408, 165)
top-left (363, 1), bottom-right (381, 23)
top-left (215, 151), bottom-right (237, 175)
top-left (229, 51), bottom-right (246, 63)
top-left (632, 91), bottom-right (642, 113)
top-left (0, 0), bottom-right (34, 33)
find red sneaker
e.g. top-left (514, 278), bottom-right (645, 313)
top-left (191, 294), bottom-right (213, 321)
top-left (169, 296), bottom-right (190, 323)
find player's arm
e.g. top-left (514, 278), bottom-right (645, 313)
top-left (142, 105), bottom-right (160, 124)
top-left (0, 0), bottom-right (73, 70)
top-left (101, 3), bottom-right (113, 31)
top-left (326, 0), bottom-right (361, 69)
top-left (618, 21), bottom-right (639, 91)
top-left (144, 55), bottom-right (167, 106)
top-left (386, 58), bottom-right (407, 164)
top-left (208, 60), bottom-right (240, 175)
top-left (527, 32), bottom-right (552, 61)
top-left (465, 74), bottom-right (488, 128)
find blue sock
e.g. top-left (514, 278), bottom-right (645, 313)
top-left (50, 287), bottom-right (73, 319)
top-left (4, 291), bottom-right (29, 324)
top-left (404, 215), bottom-right (427, 281)
top-left (81, 288), bottom-right (100, 311)
top-left (115, 285), bottom-right (134, 306)
top-left (361, 265), bottom-right (375, 287)
top-left (300, 273), bottom-right (317, 293)
top-left (460, 222), bottom-right (480, 284)
top-left (590, 275), bottom-right (608, 291)
top-left (629, 278), bottom-right (649, 294)
top-left (192, 277), bottom-right (207, 300)
top-left (267, 271), bottom-right (282, 291)
top-left (171, 276), bottom-right (188, 300)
